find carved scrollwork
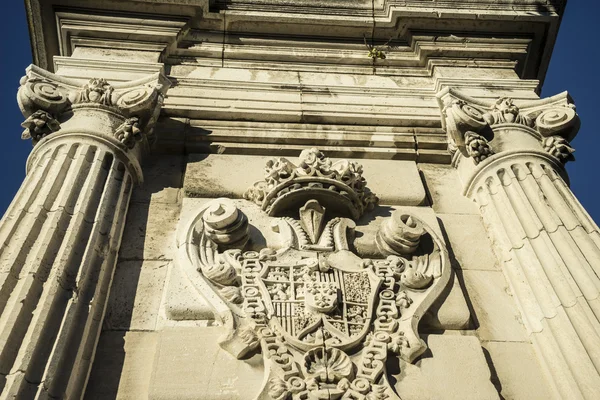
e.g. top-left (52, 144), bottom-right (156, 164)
top-left (185, 190), bottom-right (449, 400)
top-left (18, 75), bottom-right (70, 117)
top-left (437, 89), bottom-right (580, 162)
top-left (17, 65), bottom-right (170, 148)
top-left (115, 84), bottom-right (163, 115)
top-left (535, 105), bottom-right (579, 139)
top-left (441, 99), bottom-right (488, 147)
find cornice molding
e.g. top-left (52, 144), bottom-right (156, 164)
top-left (55, 10), bottom-right (189, 60)
top-left (25, 0), bottom-right (563, 82)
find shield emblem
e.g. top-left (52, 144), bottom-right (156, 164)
top-left (258, 252), bottom-right (382, 351)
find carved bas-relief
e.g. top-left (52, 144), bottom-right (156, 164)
top-left (176, 149), bottom-right (450, 400)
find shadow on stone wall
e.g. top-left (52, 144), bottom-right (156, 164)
top-left (84, 141), bottom-right (186, 399)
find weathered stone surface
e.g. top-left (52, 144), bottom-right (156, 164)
top-left (438, 213), bottom-right (499, 271)
top-left (105, 261), bottom-right (170, 331)
top-left (119, 201), bottom-right (180, 261)
top-left (149, 328), bottom-right (264, 400)
top-left (394, 334), bottom-right (499, 400)
top-left (419, 163), bottom-right (479, 214)
top-left (164, 260), bottom-right (215, 321)
top-left (460, 270), bottom-right (528, 342)
top-left (7, 1), bottom-right (586, 399)
top-left (485, 341), bottom-right (553, 400)
top-left (85, 331), bottom-right (158, 400)
top-left (184, 153), bottom-right (426, 206)
top-left (131, 155), bottom-right (184, 204)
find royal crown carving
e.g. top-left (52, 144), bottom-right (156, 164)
top-left (244, 148), bottom-right (379, 220)
top-left (179, 153), bottom-right (451, 399)
top-left (17, 65), bottom-right (170, 148)
top-left (437, 88), bottom-right (580, 165)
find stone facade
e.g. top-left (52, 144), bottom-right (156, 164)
top-left (1, 0), bottom-right (597, 399)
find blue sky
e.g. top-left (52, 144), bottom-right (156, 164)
top-left (1, 3), bottom-right (599, 222)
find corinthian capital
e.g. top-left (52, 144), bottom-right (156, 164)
top-left (437, 88), bottom-right (580, 163)
top-left (17, 65), bottom-right (170, 146)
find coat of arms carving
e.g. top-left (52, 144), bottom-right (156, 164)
top-left (180, 149), bottom-right (450, 399)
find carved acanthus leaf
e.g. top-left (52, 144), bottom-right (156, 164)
top-left (483, 97), bottom-right (534, 127)
top-left (21, 110), bottom-right (61, 143)
top-left (543, 135), bottom-right (575, 163)
top-left (464, 131), bottom-right (494, 165)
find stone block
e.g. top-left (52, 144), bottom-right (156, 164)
top-left (438, 213), bottom-right (499, 271)
top-left (119, 201), bottom-right (180, 261)
top-left (183, 154), bottom-right (264, 199)
top-left (484, 341), bottom-right (552, 400)
top-left (85, 331), bottom-right (157, 400)
top-left (460, 270), bottom-right (528, 342)
top-left (105, 260), bottom-right (169, 330)
top-left (149, 327), bottom-right (264, 400)
top-left (394, 334), bottom-right (499, 400)
top-left (131, 155), bottom-right (184, 204)
top-left (164, 261), bottom-right (214, 321)
top-left (153, 117), bottom-right (188, 154)
top-left (183, 154), bottom-right (426, 206)
top-left (419, 163), bottom-right (479, 215)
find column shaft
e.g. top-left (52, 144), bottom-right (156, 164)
top-left (468, 154), bottom-right (600, 399)
top-left (0, 138), bottom-right (133, 399)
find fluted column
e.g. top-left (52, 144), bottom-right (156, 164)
top-left (0, 65), bottom-right (169, 399)
top-left (438, 90), bottom-right (600, 399)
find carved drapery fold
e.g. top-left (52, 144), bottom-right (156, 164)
top-left (0, 65), bottom-right (169, 399)
top-left (438, 89), bottom-right (600, 400)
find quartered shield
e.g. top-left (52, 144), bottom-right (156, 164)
top-left (258, 250), bottom-right (382, 351)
